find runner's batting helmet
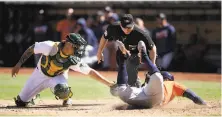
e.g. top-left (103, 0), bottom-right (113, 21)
top-left (161, 71), bottom-right (174, 81)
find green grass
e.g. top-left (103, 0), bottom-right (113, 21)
top-left (0, 73), bottom-right (221, 100)
top-left (178, 80), bottom-right (221, 100)
top-left (0, 74), bottom-right (113, 100)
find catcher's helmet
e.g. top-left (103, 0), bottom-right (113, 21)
top-left (161, 71), bottom-right (174, 81)
top-left (66, 33), bottom-right (87, 57)
top-left (66, 33), bottom-right (87, 46)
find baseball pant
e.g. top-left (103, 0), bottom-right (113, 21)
top-left (142, 72), bottom-right (164, 107)
top-left (116, 72), bottom-right (164, 108)
top-left (126, 54), bottom-right (140, 86)
top-left (19, 68), bottom-right (68, 102)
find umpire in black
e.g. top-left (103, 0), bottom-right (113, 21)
top-left (97, 14), bottom-right (157, 87)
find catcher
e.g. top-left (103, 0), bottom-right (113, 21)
top-left (12, 33), bottom-right (114, 107)
top-left (110, 41), bottom-right (207, 108)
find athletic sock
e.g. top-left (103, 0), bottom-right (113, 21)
top-left (141, 51), bottom-right (159, 75)
top-left (183, 89), bottom-right (206, 105)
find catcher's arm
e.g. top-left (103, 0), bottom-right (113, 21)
top-left (70, 62), bottom-right (114, 87)
top-left (88, 69), bottom-right (114, 87)
top-left (12, 44), bottom-right (35, 77)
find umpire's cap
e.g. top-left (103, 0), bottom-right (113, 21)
top-left (120, 14), bottom-right (134, 28)
top-left (161, 71), bottom-right (174, 81)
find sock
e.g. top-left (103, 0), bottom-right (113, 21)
top-left (141, 51), bottom-right (159, 75)
top-left (183, 89), bottom-right (206, 105)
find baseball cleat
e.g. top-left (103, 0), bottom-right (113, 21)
top-left (137, 41), bottom-right (147, 54)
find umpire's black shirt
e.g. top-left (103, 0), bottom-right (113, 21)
top-left (103, 22), bottom-right (154, 54)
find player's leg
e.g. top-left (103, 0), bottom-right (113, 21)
top-left (47, 73), bottom-right (73, 107)
top-left (116, 49), bottom-right (128, 85)
top-left (163, 81), bottom-right (206, 105)
top-left (102, 48), bottom-right (110, 69)
top-left (15, 68), bottom-right (48, 107)
top-left (176, 82), bottom-right (206, 105)
top-left (138, 41), bottom-right (164, 106)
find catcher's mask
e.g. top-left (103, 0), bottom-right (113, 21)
top-left (65, 33), bottom-right (87, 57)
top-left (52, 84), bottom-right (73, 100)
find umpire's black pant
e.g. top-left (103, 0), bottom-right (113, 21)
top-left (116, 49), bottom-right (140, 87)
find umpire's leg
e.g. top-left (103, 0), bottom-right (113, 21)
top-left (116, 49), bottom-right (128, 85)
top-left (126, 54), bottom-right (140, 87)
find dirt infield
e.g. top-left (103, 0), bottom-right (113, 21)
top-left (0, 68), bottom-right (221, 116)
top-left (0, 67), bottom-right (221, 82)
top-left (0, 99), bottom-right (221, 116)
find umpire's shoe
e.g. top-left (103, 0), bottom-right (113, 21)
top-left (63, 98), bottom-right (72, 107)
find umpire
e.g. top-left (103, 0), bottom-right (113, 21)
top-left (97, 14), bottom-right (157, 87)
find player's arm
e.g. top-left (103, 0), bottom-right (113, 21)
top-left (143, 32), bottom-right (157, 64)
top-left (12, 41), bottom-right (55, 77)
top-left (17, 44), bottom-right (35, 66)
top-left (70, 62), bottom-right (114, 87)
top-left (88, 69), bottom-right (114, 87)
top-left (169, 26), bottom-right (177, 51)
top-left (97, 25), bottom-right (113, 63)
top-left (149, 45), bottom-right (157, 64)
top-left (11, 44), bottom-right (35, 77)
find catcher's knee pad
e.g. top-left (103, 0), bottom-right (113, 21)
top-left (14, 95), bottom-right (29, 107)
top-left (137, 41), bottom-right (147, 53)
top-left (53, 84), bottom-right (73, 100)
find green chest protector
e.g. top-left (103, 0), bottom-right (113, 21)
top-left (40, 43), bottom-right (81, 77)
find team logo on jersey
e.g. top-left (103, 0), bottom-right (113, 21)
top-left (129, 45), bottom-right (137, 50)
top-left (156, 30), bottom-right (168, 39)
